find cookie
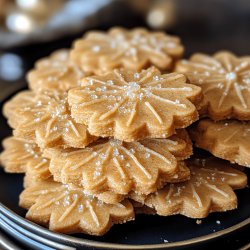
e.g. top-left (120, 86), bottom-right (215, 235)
top-left (132, 200), bottom-right (156, 215)
top-left (19, 179), bottom-right (134, 236)
top-left (141, 129), bottom-right (193, 161)
top-left (1, 137), bottom-right (125, 204)
top-left (175, 51), bottom-right (250, 120)
top-left (70, 27), bottom-right (184, 74)
top-left (189, 119), bottom-right (250, 167)
top-left (24, 172), bottom-right (38, 188)
top-left (128, 160), bottom-right (192, 204)
top-left (0, 137), bottom-right (50, 180)
top-left (24, 169), bottom-right (125, 205)
top-left (84, 190), bottom-right (125, 205)
top-left (68, 67), bottom-right (202, 141)
top-left (131, 157), bottom-right (247, 218)
top-left (28, 49), bottom-right (86, 93)
top-left (0, 136), bottom-right (125, 204)
top-left (3, 90), bottom-right (96, 148)
top-left (47, 130), bottom-right (192, 196)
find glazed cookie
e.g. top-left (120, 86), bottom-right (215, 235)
top-left (175, 51), bottom-right (250, 120)
top-left (70, 27), bottom-right (184, 74)
top-left (189, 119), bottom-right (250, 167)
top-left (47, 130), bottom-right (192, 196)
top-left (19, 179), bottom-right (134, 236)
top-left (3, 90), bottom-right (96, 149)
top-left (68, 67), bottom-right (202, 141)
top-left (131, 157), bottom-right (247, 218)
top-left (28, 49), bottom-right (86, 92)
top-left (0, 137), bottom-right (50, 180)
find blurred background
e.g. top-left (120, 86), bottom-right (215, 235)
top-left (0, 0), bottom-right (249, 99)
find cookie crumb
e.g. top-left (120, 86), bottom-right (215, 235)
top-left (196, 219), bottom-right (202, 225)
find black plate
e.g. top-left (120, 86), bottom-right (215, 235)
top-left (0, 88), bottom-right (250, 250)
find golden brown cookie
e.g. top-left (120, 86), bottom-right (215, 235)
top-left (19, 179), bottom-right (134, 236)
top-left (70, 27), bottom-right (184, 74)
top-left (132, 200), bottom-right (156, 215)
top-left (3, 90), bottom-right (96, 148)
top-left (58, 163), bottom-right (189, 205)
top-left (0, 137), bottom-right (50, 180)
top-left (68, 67), bottom-right (202, 141)
top-left (128, 160), bottom-right (192, 204)
top-left (0, 137), bottom-right (126, 204)
top-left (24, 170), bottom-right (125, 205)
top-left (175, 51), bottom-right (250, 120)
top-left (28, 49), bottom-right (86, 92)
top-left (189, 119), bottom-right (250, 167)
top-left (47, 130), bottom-right (192, 196)
top-left (141, 129), bottom-right (193, 161)
top-left (131, 157), bottom-right (247, 218)
top-left (24, 172), bottom-right (38, 188)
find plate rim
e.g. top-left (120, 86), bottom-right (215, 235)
top-left (1, 86), bottom-right (250, 249)
top-left (0, 216), bottom-right (75, 250)
top-left (1, 203), bottom-right (250, 249)
top-left (0, 228), bottom-right (23, 250)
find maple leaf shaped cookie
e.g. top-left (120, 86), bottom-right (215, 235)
top-left (131, 158), bottom-right (247, 218)
top-left (70, 27), bottom-right (184, 74)
top-left (47, 129), bottom-right (192, 196)
top-left (3, 90), bottom-right (96, 149)
top-left (19, 179), bottom-right (134, 236)
top-left (189, 119), bottom-right (250, 167)
top-left (68, 67), bottom-right (202, 141)
top-left (176, 51), bottom-right (250, 120)
top-left (0, 137), bottom-right (50, 180)
top-left (28, 49), bottom-right (86, 93)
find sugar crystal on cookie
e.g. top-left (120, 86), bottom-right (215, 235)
top-left (69, 67), bottom-right (202, 141)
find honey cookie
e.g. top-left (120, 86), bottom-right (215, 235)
top-left (0, 137), bottom-right (50, 180)
top-left (176, 51), bottom-right (250, 120)
top-left (19, 179), bottom-right (134, 236)
top-left (47, 131), bottom-right (192, 196)
top-left (3, 90), bottom-right (96, 148)
top-left (131, 158), bottom-right (247, 218)
top-left (28, 49), bottom-right (86, 93)
top-left (70, 27), bottom-right (184, 74)
top-left (68, 67), bottom-right (202, 141)
top-left (189, 119), bottom-right (250, 167)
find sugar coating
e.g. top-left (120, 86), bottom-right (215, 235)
top-left (68, 67), bottom-right (202, 141)
top-left (28, 49), bottom-right (86, 92)
top-left (70, 27), bottom-right (184, 74)
top-left (48, 130), bottom-right (192, 195)
top-left (19, 179), bottom-right (134, 236)
top-left (131, 157), bottom-right (247, 218)
top-left (3, 90), bottom-right (96, 149)
top-left (0, 137), bottom-right (50, 179)
top-left (176, 51), bottom-right (250, 120)
top-left (189, 119), bottom-right (250, 168)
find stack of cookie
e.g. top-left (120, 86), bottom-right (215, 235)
top-left (0, 28), bottom-right (248, 236)
top-left (175, 52), bottom-right (250, 168)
